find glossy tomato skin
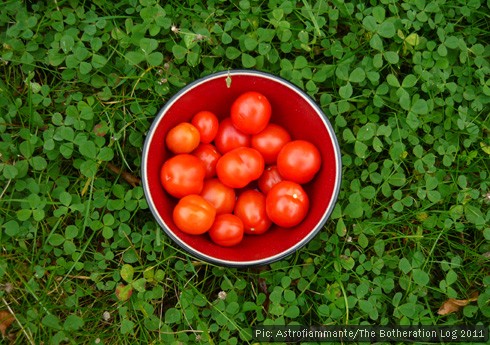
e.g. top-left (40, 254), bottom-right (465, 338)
top-left (191, 110), bottom-right (219, 144)
top-left (208, 214), bottom-right (244, 247)
top-left (160, 154), bottom-right (205, 198)
top-left (266, 181), bottom-right (309, 228)
top-left (251, 124), bottom-right (291, 164)
top-left (258, 165), bottom-right (284, 195)
top-left (216, 147), bottom-right (265, 189)
top-left (200, 178), bottom-right (236, 215)
top-left (234, 190), bottom-right (272, 235)
top-left (192, 143), bottom-right (221, 179)
top-left (277, 140), bottom-right (321, 184)
top-left (166, 122), bottom-right (200, 154)
top-left (230, 91), bottom-right (272, 135)
top-left (214, 117), bottom-right (250, 154)
top-left (173, 195), bottom-right (216, 235)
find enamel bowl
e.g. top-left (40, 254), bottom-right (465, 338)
top-left (142, 70), bottom-right (341, 267)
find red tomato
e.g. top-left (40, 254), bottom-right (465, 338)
top-left (230, 91), bottom-right (272, 135)
top-left (258, 165), bottom-right (284, 195)
top-left (214, 117), bottom-right (250, 154)
top-left (166, 122), bottom-right (200, 154)
top-left (251, 123), bottom-right (291, 164)
top-left (277, 140), bottom-right (321, 184)
top-left (160, 154), bottom-right (205, 198)
top-left (173, 195), bottom-right (216, 235)
top-left (191, 110), bottom-right (219, 144)
top-left (200, 178), bottom-right (236, 215)
top-left (208, 214), bottom-right (244, 247)
top-left (192, 143), bottom-right (221, 179)
top-left (266, 181), bottom-right (309, 228)
top-left (234, 190), bottom-right (272, 235)
top-left (216, 147), bottom-right (265, 189)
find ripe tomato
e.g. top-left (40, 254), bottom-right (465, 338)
top-left (258, 165), bottom-right (283, 195)
top-left (214, 117), bottom-right (250, 154)
top-left (216, 147), bottom-right (264, 189)
top-left (192, 143), bottom-right (221, 179)
top-left (200, 178), bottom-right (236, 215)
top-left (160, 154), bottom-right (205, 198)
top-left (234, 190), bottom-right (272, 235)
top-left (191, 110), bottom-right (219, 144)
top-left (208, 214), bottom-right (244, 247)
top-left (230, 91), bottom-right (272, 135)
top-left (266, 181), bottom-right (309, 228)
top-left (173, 194), bottom-right (216, 235)
top-left (166, 122), bottom-right (200, 154)
top-left (251, 123), bottom-right (291, 164)
top-left (277, 140), bottom-right (321, 184)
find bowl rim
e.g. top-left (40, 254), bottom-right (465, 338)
top-left (141, 69), bottom-right (342, 267)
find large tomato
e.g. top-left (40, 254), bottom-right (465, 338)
top-left (277, 140), bottom-right (321, 184)
top-left (214, 117), bottom-right (250, 154)
top-left (165, 122), bottom-right (200, 154)
top-left (192, 143), bottom-right (221, 179)
top-left (234, 190), bottom-right (272, 235)
top-left (160, 154), bottom-right (205, 198)
top-left (258, 165), bottom-right (283, 195)
top-left (216, 147), bottom-right (265, 189)
top-left (191, 110), bottom-right (219, 144)
top-left (230, 91), bottom-right (272, 135)
top-left (173, 194), bottom-right (216, 235)
top-left (208, 214), bottom-right (244, 247)
top-left (265, 181), bottom-right (309, 228)
top-left (200, 178), bottom-right (236, 215)
top-left (251, 123), bottom-right (291, 164)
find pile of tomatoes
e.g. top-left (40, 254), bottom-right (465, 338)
top-left (160, 91), bottom-right (321, 247)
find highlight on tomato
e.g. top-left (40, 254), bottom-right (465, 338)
top-left (165, 122), bottom-right (200, 154)
top-left (277, 140), bottom-right (321, 184)
top-left (173, 194), bottom-right (216, 235)
top-left (192, 143), bottom-right (221, 179)
top-left (216, 147), bottom-right (264, 189)
top-left (191, 110), bottom-right (219, 144)
top-left (214, 117), bottom-right (251, 154)
top-left (160, 154), bottom-right (206, 199)
top-left (251, 123), bottom-right (291, 164)
top-left (258, 165), bottom-right (283, 195)
top-left (265, 180), bottom-right (309, 228)
top-left (200, 178), bottom-right (236, 215)
top-left (230, 91), bottom-right (272, 135)
top-left (208, 214), bottom-right (244, 247)
top-left (234, 189), bottom-right (272, 235)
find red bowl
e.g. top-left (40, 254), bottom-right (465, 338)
top-left (142, 70), bottom-right (341, 267)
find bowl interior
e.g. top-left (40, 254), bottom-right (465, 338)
top-left (143, 71), bottom-right (340, 266)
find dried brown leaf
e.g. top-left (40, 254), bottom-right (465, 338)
top-left (107, 163), bottom-right (141, 187)
top-left (437, 292), bottom-right (479, 315)
top-left (0, 310), bottom-right (14, 336)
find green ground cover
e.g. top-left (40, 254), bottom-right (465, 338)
top-left (0, 0), bottom-right (489, 344)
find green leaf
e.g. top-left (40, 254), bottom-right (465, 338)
top-left (357, 123), bottom-right (377, 141)
top-left (378, 21), bottom-right (395, 38)
top-left (164, 308), bottom-right (181, 324)
top-left (79, 61), bottom-right (92, 74)
top-left (354, 141), bottom-right (368, 158)
top-left (64, 315), bottom-right (85, 331)
top-left (49, 233), bottom-right (65, 246)
top-left (147, 52), bottom-right (163, 66)
top-left (42, 314), bottom-right (63, 330)
top-left (132, 278), bottom-right (146, 292)
top-left (370, 34), bottom-right (383, 51)
top-left (398, 258), bottom-right (411, 274)
top-left (125, 51), bottom-right (146, 65)
top-left (140, 38), bottom-right (158, 53)
top-left (384, 51), bottom-right (399, 64)
top-left (79, 141), bottom-right (97, 159)
top-left (412, 269), bottom-right (430, 286)
top-left (402, 74), bottom-right (417, 88)
top-left (241, 53), bottom-right (256, 68)
top-left (172, 44), bottom-right (187, 60)
top-left (3, 164), bottom-right (18, 179)
top-left (120, 264), bottom-right (134, 283)
top-left (225, 46), bottom-right (241, 60)
top-left (339, 82), bottom-right (353, 99)
top-left (91, 54), bottom-right (107, 68)
top-left (349, 67), bottom-right (366, 83)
